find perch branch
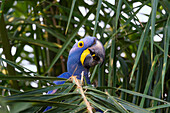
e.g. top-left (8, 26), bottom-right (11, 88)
top-left (70, 75), bottom-right (93, 113)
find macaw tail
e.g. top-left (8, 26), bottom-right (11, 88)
top-left (43, 106), bottom-right (52, 112)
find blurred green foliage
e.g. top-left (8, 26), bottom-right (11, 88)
top-left (0, 0), bottom-right (170, 112)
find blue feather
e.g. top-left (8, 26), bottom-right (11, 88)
top-left (44, 36), bottom-right (104, 112)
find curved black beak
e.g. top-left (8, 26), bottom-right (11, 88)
top-left (81, 39), bottom-right (105, 68)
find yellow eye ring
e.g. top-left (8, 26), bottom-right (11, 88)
top-left (78, 41), bottom-right (84, 48)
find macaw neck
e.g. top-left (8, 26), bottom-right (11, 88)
top-left (67, 62), bottom-right (90, 84)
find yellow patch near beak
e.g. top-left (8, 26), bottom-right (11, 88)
top-left (80, 49), bottom-right (90, 65)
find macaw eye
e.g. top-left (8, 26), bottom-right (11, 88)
top-left (78, 41), bottom-right (84, 48)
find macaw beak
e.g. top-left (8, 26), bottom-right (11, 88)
top-left (80, 39), bottom-right (105, 68)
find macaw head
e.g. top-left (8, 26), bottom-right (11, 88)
top-left (67, 36), bottom-right (105, 82)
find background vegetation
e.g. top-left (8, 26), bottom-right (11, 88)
top-left (0, 0), bottom-right (170, 112)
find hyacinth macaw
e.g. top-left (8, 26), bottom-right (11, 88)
top-left (44, 36), bottom-right (105, 112)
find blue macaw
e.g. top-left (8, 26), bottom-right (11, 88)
top-left (44, 36), bottom-right (105, 112)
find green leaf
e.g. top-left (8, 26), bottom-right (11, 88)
top-left (98, 87), bottom-right (170, 104)
top-left (10, 102), bottom-right (32, 113)
top-left (0, 86), bottom-right (21, 93)
top-left (0, 58), bottom-right (38, 76)
top-left (8, 83), bottom-right (73, 97)
top-left (161, 14), bottom-right (170, 95)
top-left (0, 97), bottom-right (9, 113)
top-left (0, 75), bottom-right (66, 81)
top-left (106, 92), bottom-right (129, 113)
top-left (146, 104), bottom-right (170, 111)
top-left (130, 15), bottom-right (151, 82)
top-left (139, 54), bottom-right (161, 107)
top-left (65, 0), bottom-right (76, 34)
top-left (92, 0), bottom-right (102, 36)
top-left (151, 0), bottom-right (159, 62)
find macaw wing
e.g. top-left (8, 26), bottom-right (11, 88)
top-left (43, 72), bottom-right (71, 112)
top-left (47, 72), bottom-right (71, 94)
